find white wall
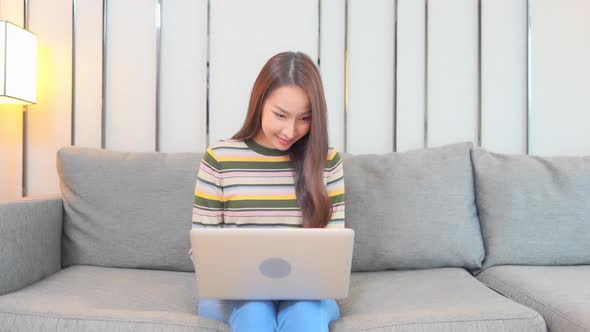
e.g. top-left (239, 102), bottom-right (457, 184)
top-left (1, 0), bottom-right (589, 200)
top-left (530, 0), bottom-right (590, 156)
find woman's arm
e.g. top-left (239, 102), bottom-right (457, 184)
top-left (192, 147), bottom-right (224, 229)
top-left (189, 148), bottom-right (224, 256)
top-left (325, 150), bottom-right (345, 228)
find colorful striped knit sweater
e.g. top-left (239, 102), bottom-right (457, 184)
top-left (192, 138), bottom-right (345, 228)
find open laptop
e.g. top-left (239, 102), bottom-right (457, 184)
top-left (189, 228), bottom-right (355, 300)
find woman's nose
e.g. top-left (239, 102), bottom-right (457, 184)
top-left (282, 121), bottom-right (296, 139)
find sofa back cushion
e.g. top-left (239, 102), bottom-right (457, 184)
top-left (57, 147), bottom-right (200, 272)
top-left (472, 148), bottom-right (590, 269)
top-left (343, 142), bottom-right (485, 272)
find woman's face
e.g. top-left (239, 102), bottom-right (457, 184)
top-left (254, 85), bottom-right (312, 151)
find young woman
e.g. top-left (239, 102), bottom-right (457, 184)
top-left (191, 51), bottom-right (345, 332)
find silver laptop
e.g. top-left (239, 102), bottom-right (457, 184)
top-left (190, 228), bottom-right (355, 300)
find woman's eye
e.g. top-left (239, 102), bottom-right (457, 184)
top-left (302, 117), bottom-right (311, 122)
top-left (274, 112), bottom-right (286, 119)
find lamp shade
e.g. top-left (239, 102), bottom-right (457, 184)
top-left (0, 21), bottom-right (37, 104)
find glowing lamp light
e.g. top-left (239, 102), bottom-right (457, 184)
top-left (0, 21), bottom-right (37, 105)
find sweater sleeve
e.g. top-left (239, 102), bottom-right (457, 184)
top-left (192, 147), bottom-right (224, 228)
top-left (325, 149), bottom-right (345, 229)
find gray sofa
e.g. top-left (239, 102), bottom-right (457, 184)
top-left (0, 143), bottom-right (588, 331)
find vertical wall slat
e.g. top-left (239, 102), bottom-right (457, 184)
top-left (0, 0), bottom-right (24, 200)
top-left (530, 0), bottom-right (590, 156)
top-left (480, 0), bottom-right (526, 154)
top-left (396, 0), bottom-right (426, 152)
top-left (320, 0), bottom-right (345, 153)
top-left (105, 0), bottom-right (156, 152)
top-left (159, 0), bottom-right (207, 153)
top-left (0, 108), bottom-right (22, 199)
top-left (427, 0), bottom-right (478, 147)
top-left (209, 0), bottom-right (318, 145)
top-left (347, 0), bottom-right (395, 154)
top-left (27, 0), bottom-right (72, 195)
top-left (74, 0), bottom-right (102, 148)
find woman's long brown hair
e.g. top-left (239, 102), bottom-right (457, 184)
top-left (232, 52), bottom-right (332, 228)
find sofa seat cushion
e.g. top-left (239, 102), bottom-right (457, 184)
top-left (332, 268), bottom-right (545, 332)
top-left (477, 265), bottom-right (590, 332)
top-left (0, 265), bottom-right (228, 332)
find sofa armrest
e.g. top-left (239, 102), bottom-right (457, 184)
top-left (0, 194), bottom-right (63, 295)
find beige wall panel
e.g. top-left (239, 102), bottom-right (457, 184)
top-left (481, 0), bottom-right (526, 154)
top-left (0, 0), bottom-right (22, 23)
top-left (427, 0), bottom-right (478, 147)
top-left (320, 0), bottom-right (345, 153)
top-left (0, 107), bottom-right (22, 200)
top-left (105, 0), bottom-right (156, 152)
top-left (27, 0), bottom-right (72, 196)
top-left (347, 0), bottom-right (395, 154)
top-left (396, 0), bottom-right (426, 152)
top-left (530, 0), bottom-right (590, 156)
top-left (159, 0), bottom-right (207, 153)
top-left (74, 0), bottom-right (102, 148)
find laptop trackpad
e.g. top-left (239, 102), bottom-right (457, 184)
top-left (259, 257), bottom-right (291, 278)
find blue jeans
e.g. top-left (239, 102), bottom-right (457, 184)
top-left (198, 298), bottom-right (340, 332)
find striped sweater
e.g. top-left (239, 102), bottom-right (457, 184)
top-left (192, 138), bottom-right (345, 228)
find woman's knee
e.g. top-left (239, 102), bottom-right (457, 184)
top-left (281, 299), bottom-right (339, 319)
top-left (197, 299), bottom-right (225, 322)
top-left (229, 300), bottom-right (277, 331)
top-left (277, 300), bottom-right (340, 332)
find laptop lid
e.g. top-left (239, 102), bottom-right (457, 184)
top-left (190, 228), bottom-right (354, 300)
